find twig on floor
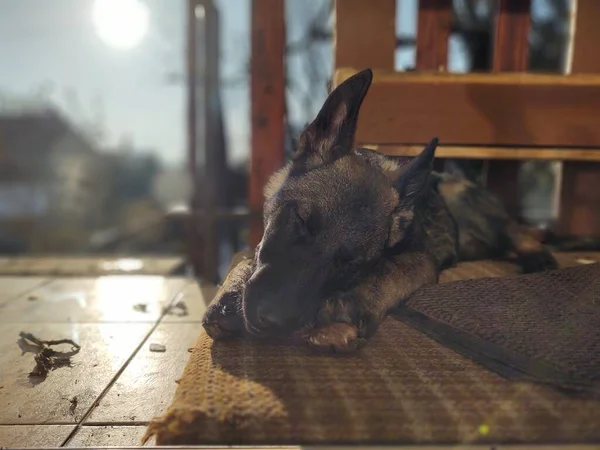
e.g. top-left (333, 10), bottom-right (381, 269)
top-left (69, 396), bottom-right (78, 415)
top-left (18, 331), bottom-right (81, 380)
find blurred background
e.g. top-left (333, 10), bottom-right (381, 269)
top-left (0, 0), bottom-right (571, 279)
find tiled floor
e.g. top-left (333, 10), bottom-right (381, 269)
top-left (2, 253), bottom-right (597, 449)
top-left (0, 274), bottom-right (213, 448)
top-left (0, 257), bottom-right (185, 277)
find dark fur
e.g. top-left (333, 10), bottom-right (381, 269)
top-left (202, 68), bottom-right (558, 352)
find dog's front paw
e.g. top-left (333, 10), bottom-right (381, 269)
top-left (296, 322), bottom-right (363, 353)
top-left (202, 291), bottom-right (244, 340)
top-left (298, 293), bottom-right (383, 353)
top-left (318, 293), bottom-right (383, 339)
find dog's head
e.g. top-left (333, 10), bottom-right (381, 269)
top-left (243, 68), bottom-right (437, 334)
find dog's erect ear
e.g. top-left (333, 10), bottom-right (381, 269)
top-left (293, 68), bottom-right (373, 169)
top-left (387, 138), bottom-right (438, 247)
top-left (391, 137), bottom-right (438, 202)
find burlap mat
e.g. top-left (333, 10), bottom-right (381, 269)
top-left (145, 253), bottom-right (600, 445)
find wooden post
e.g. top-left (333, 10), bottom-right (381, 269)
top-left (415, 0), bottom-right (452, 172)
top-left (186, 0), bottom-right (204, 278)
top-left (557, 0), bottom-right (600, 238)
top-left (249, 0), bottom-right (286, 248)
top-left (334, 0), bottom-right (396, 71)
top-left (491, 0), bottom-right (531, 72)
top-left (185, 0), bottom-right (222, 282)
top-left (415, 0), bottom-right (453, 72)
top-left (485, 0), bottom-right (532, 220)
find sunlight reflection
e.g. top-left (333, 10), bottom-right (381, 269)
top-left (96, 322), bottom-right (153, 375)
top-left (70, 320), bottom-right (80, 346)
top-left (94, 276), bottom-right (169, 379)
top-left (94, 275), bottom-right (166, 320)
top-left (100, 258), bottom-right (144, 272)
top-left (45, 289), bottom-right (89, 309)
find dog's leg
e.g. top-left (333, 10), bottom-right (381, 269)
top-left (202, 251), bottom-right (254, 340)
top-left (505, 221), bottom-right (558, 273)
top-left (301, 252), bottom-right (438, 353)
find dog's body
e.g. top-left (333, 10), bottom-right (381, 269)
top-left (202, 69), bottom-right (557, 352)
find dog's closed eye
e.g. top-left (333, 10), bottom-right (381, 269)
top-left (289, 205), bottom-right (317, 242)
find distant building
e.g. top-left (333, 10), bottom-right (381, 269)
top-left (0, 108), bottom-right (112, 252)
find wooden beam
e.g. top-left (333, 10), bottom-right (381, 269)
top-left (333, 69), bottom-right (600, 147)
top-left (492, 0), bottom-right (532, 71)
top-left (249, 0), bottom-right (286, 248)
top-left (416, 0), bottom-right (453, 71)
top-left (559, 162), bottom-right (600, 237)
top-left (488, 0), bottom-right (531, 219)
top-left (568, 0), bottom-right (600, 73)
top-left (415, 0), bottom-right (451, 174)
top-left (334, 0), bottom-right (396, 71)
top-left (365, 145), bottom-right (600, 162)
top-left (558, 0), bottom-right (600, 238)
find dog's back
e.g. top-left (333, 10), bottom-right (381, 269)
top-left (355, 147), bottom-right (557, 274)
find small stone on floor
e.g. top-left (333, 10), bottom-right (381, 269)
top-left (149, 343), bottom-right (166, 353)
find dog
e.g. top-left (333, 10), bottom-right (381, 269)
top-left (202, 68), bottom-right (558, 353)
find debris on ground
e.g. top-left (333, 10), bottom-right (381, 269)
top-left (18, 332), bottom-right (81, 379)
top-left (163, 300), bottom-right (189, 317)
top-left (149, 343), bottom-right (166, 352)
top-left (133, 303), bottom-right (148, 313)
top-left (69, 396), bottom-right (78, 415)
top-left (187, 348), bottom-right (194, 353)
top-left (27, 295), bottom-right (39, 302)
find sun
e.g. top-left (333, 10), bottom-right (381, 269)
top-left (92, 0), bottom-right (149, 50)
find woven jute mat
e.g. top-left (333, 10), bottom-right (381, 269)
top-left (145, 253), bottom-right (600, 446)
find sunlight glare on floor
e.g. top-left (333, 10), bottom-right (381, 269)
top-left (94, 275), bottom-right (167, 318)
top-left (100, 258), bottom-right (145, 272)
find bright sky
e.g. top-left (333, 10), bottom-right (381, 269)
top-left (0, 0), bottom-right (245, 168)
top-left (0, 1), bottom-right (552, 169)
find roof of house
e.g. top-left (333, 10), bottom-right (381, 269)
top-left (0, 108), bottom-right (94, 180)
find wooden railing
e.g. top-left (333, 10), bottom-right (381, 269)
top-left (332, 0), bottom-right (600, 238)
top-left (189, 0), bottom-right (600, 280)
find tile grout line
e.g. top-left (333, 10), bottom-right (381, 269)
top-left (72, 421), bottom-right (151, 427)
top-left (59, 281), bottom-right (192, 447)
top-left (0, 422), bottom-right (80, 427)
top-left (0, 421), bottom-right (150, 426)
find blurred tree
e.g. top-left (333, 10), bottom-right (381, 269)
top-left (118, 155), bottom-right (160, 200)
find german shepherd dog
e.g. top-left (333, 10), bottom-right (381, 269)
top-left (202, 68), bottom-right (558, 353)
